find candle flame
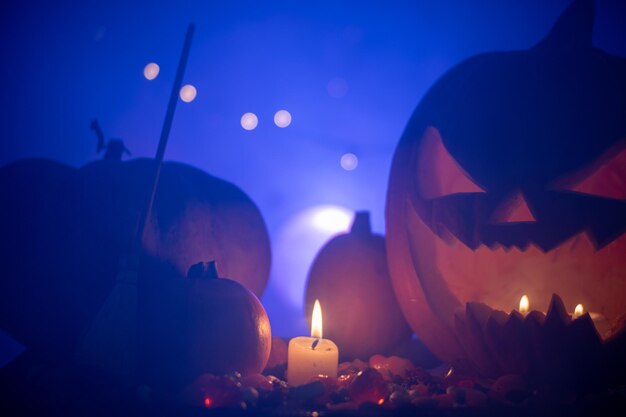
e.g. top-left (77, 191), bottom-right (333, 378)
top-left (311, 299), bottom-right (323, 339)
top-left (519, 295), bottom-right (529, 314)
top-left (574, 304), bottom-right (584, 318)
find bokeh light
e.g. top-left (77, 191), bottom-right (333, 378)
top-left (241, 112), bottom-right (259, 130)
top-left (179, 84), bottom-right (197, 102)
top-left (271, 205), bottom-right (353, 311)
top-left (274, 110), bottom-right (292, 128)
top-left (143, 62), bottom-right (160, 80)
top-left (327, 77), bottom-right (348, 98)
top-left (340, 153), bottom-right (358, 171)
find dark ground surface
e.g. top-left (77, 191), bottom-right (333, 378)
top-left (2, 350), bottom-right (626, 417)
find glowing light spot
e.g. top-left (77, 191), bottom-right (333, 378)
top-left (312, 208), bottom-right (352, 232)
top-left (272, 205), bottom-right (353, 308)
top-left (204, 397), bottom-right (212, 408)
top-left (519, 295), bottom-right (529, 314)
top-left (274, 110), bottom-right (292, 128)
top-left (377, 398), bottom-right (385, 405)
top-left (143, 63), bottom-right (160, 80)
top-left (574, 304), bottom-right (584, 318)
top-left (444, 367), bottom-right (454, 379)
top-left (340, 153), bottom-right (358, 171)
top-left (311, 412), bottom-right (320, 417)
top-left (179, 84), bottom-right (197, 102)
top-left (241, 112), bottom-right (259, 130)
top-left (327, 77), bottom-right (348, 98)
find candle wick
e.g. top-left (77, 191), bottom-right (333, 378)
top-left (311, 338), bottom-right (320, 350)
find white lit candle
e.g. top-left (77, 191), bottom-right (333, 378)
top-left (287, 300), bottom-right (339, 386)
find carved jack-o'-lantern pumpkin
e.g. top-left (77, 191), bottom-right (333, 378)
top-left (386, 0), bottom-right (626, 365)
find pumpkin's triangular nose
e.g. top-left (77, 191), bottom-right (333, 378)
top-left (490, 191), bottom-right (536, 224)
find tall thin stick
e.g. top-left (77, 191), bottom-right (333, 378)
top-left (78, 24), bottom-right (195, 379)
top-left (133, 23), bottom-right (195, 257)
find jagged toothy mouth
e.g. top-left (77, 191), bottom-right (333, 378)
top-left (409, 188), bottom-right (626, 253)
top-left (434, 220), bottom-right (602, 256)
top-left (404, 194), bottom-right (626, 321)
top-left (437, 220), bottom-right (625, 254)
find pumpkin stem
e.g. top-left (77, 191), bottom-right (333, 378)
top-left (187, 261), bottom-right (220, 279)
top-left (90, 119), bottom-right (130, 161)
top-left (77, 24), bottom-right (195, 383)
top-left (535, 0), bottom-right (594, 51)
top-left (350, 211), bottom-right (372, 235)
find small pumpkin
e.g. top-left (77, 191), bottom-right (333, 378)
top-left (183, 261), bottom-right (271, 379)
top-left (305, 212), bottom-right (411, 361)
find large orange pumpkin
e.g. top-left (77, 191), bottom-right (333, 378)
top-left (305, 212), bottom-right (411, 361)
top-left (386, 0), bottom-right (626, 366)
top-left (69, 158), bottom-right (271, 296)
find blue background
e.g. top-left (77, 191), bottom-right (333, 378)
top-left (1, 0), bottom-right (625, 354)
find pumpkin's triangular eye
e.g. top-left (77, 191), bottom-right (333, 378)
top-left (417, 126), bottom-right (486, 200)
top-left (550, 140), bottom-right (626, 201)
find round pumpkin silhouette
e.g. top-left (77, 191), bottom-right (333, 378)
top-left (386, 0), bottom-right (626, 364)
top-left (184, 261), bottom-right (271, 378)
top-left (305, 212), bottom-right (411, 361)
